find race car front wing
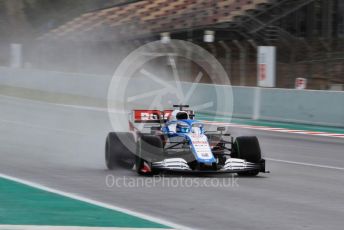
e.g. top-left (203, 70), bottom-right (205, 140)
top-left (151, 158), bottom-right (266, 173)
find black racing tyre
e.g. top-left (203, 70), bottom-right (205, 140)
top-left (105, 132), bottom-right (136, 170)
top-left (140, 134), bottom-right (164, 160)
top-left (136, 134), bottom-right (163, 175)
top-left (232, 136), bottom-right (261, 176)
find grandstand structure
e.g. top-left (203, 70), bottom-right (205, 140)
top-left (36, 0), bottom-right (344, 90)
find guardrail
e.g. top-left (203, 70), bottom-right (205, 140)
top-left (1, 67), bottom-right (343, 128)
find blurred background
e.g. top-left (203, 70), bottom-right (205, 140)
top-left (0, 0), bottom-right (343, 90)
top-left (1, 3), bottom-right (344, 230)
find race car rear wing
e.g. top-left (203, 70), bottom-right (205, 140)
top-left (132, 109), bottom-right (195, 123)
top-left (133, 110), bottom-right (173, 123)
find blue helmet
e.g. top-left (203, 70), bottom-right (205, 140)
top-left (176, 121), bottom-right (190, 133)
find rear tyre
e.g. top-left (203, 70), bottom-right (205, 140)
top-left (136, 134), bottom-right (163, 175)
top-left (105, 132), bottom-right (136, 170)
top-left (232, 136), bottom-right (261, 176)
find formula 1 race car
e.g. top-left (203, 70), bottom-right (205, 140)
top-left (105, 105), bottom-right (266, 176)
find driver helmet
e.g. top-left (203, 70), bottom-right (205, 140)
top-left (169, 110), bottom-right (189, 121)
top-left (176, 121), bottom-right (190, 133)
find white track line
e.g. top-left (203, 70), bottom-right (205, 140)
top-left (0, 94), bottom-right (109, 112)
top-left (202, 120), bottom-right (344, 139)
top-left (266, 158), bottom-right (344, 171)
top-left (0, 226), bottom-right (160, 230)
top-left (0, 118), bottom-right (87, 136)
top-left (0, 173), bottom-right (191, 230)
top-left (2, 95), bottom-right (343, 139)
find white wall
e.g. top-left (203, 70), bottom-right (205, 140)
top-left (1, 67), bottom-right (343, 127)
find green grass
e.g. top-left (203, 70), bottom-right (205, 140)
top-left (0, 177), bottom-right (170, 228)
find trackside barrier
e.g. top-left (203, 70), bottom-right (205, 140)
top-left (0, 67), bottom-right (343, 128)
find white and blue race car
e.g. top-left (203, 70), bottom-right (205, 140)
top-left (105, 105), bottom-right (266, 176)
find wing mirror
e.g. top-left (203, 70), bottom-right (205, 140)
top-left (217, 127), bottom-right (226, 132)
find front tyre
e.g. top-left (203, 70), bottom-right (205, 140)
top-left (105, 132), bottom-right (136, 170)
top-left (136, 134), bottom-right (163, 176)
top-left (232, 136), bottom-right (262, 176)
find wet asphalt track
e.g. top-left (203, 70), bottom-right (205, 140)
top-left (0, 95), bottom-right (344, 230)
